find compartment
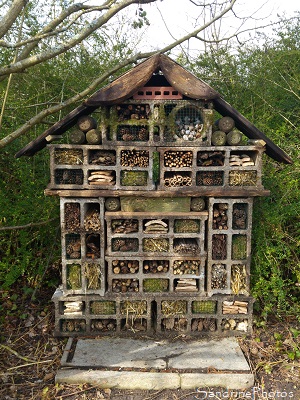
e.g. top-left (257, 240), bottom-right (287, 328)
top-left (143, 219), bottom-right (168, 234)
top-left (163, 150), bottom-right (193, 167)
top-left (212, 203), bottom-right (228, 230)
top-left (211, 234), bottom-right (227, 260)
top-left (143, 278), bottom-right (169, 292)
top-left (172, 260), bottom-right (201, 275)
top-left (61, 319), bottom-right (86, 333)
top-left (117, 125), bottom-right (149, 141)
top-left (163, 171), bottom-right (192, 187)
top-left (232, 203), bottom-right (248, 230)
top-left (112, 278), bottom-right (139, 293)
top-left (111, 238), bottom-right (139, 252)
top-left (174, 218), bottom-right (200, 233)
top-left (120, 149), bottom-right (149, 167)
top-left (84, 262), bottom-right (102, 290)
top-left (143, 238), bottom-right (169, 252)
top-left (85, 234), bottom-right (101, 258)
top-left (111, 259), bottom-right (139, 274)
top-left (192, 300), bottom-right (217, 314)
top-left (90, 301), bottom-right (116, 315)
top-left (229, 170), bottom-right (257, 186)
top-left (143, 260), bottom-right (169, 273)
top-left (232, 234), bottom-right (247, 260)
top-left (211, 263), bottom-right (227, 290)
top-left (54, 148), bottom-right (83, 165)
top-left (61, 300), bottom-right (85, 316)
top-left (91, 319), bottom-right (116, 332)
top-left (191, 318), bottom-right (217, 332)
top-left (55, 168), bottom-right (83, 185)
top-left (84, 203), bottom-right (101, 231)
top-left (196, 170), bottom-right (223, 186)
top-left (197, 150), bottom-right (225, 166)
top-left (64, 202), bottom-right (81, 232)
top-left (66, 263), bottom-right (82, 290)
top-left (111, 219), bottom-right (139, 234)
top-left (120, 170), bottom-right (148, 186)
top-left (65, 234), bottom-right (81, 259)
top-left (88, 169), bottom-right (115, 186)
top-left (88, 149), bottom-right (116, 165)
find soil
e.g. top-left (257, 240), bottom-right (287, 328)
top-left (1, 285), bottom-right (299, 400)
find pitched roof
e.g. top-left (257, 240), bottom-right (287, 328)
top-left (15, 53), bottom-right (292, 164)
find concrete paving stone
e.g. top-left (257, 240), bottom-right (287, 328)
top-left (62, 337), bottom-right (250, 371)
top-left (55, 369), bottom-right (181, 390)
top-left (57, 337), bottom-right (254, 389)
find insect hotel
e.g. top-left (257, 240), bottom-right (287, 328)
top-left (16, 54), bottom-right (292, 338)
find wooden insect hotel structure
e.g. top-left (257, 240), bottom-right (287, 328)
top-left (16, 54), bottom-right (292, 338)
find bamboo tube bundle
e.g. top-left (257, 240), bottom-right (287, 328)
top-left (120, 150), bottom-right (149, 167)
top-left (164, 150), bottom-right (193, 167)
top-left (211, 263), bottom-right (227, 289)
top-left (164, 173), bottom-right (192, 187)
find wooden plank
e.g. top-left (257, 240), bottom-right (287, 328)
top-left (44, 188), bottom-right (271, 198)
top-left (159, 54), bottom-right (219, 100)
top-left (120, 196), bottom-right (191, 212)
top-left (85, 54), bottom-right (161, 106)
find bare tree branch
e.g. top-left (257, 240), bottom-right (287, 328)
top-left (0, 0), bottom-right (156, 77)
top-left (0, 0), bottom-right (28, 39)
top-left (0, 0), bottom-right (239, 148)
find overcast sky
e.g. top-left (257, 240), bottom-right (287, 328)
top-left (136, 0), bottom-right (299, 53)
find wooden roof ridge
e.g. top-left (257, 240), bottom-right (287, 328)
top-left (15, 53), bottom-right (292, 164)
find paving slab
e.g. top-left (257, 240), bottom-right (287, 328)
top-left (56, 337), bottom-right (254, 389)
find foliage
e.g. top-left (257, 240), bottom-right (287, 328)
top-left (188, 19), bottom-right (300, 320)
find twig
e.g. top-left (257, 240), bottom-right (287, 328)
top-left (7, 359), bottom-right (52, 370)
top-left (0, 343), bottom-right (36, 363)
top-left (0, 217), bottom-right (59, 231)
